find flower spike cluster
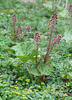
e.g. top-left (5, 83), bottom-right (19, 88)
top-left (68, 4), bottom-right (72, 16)
top-left (16, 25), bottom-right (22, 34)
top-left (53, 34), bottom-right (62, 44)
top-left (34, 32), bottom-right (40, 42)
top-left (49, 12), bottom-right (57, 33)
top-left (26, 26), bottom-right (30, 31)
top-left (12, 14), bottom-right (16, 24)
top-left (11, 14), bottom-right (24, 40)
top-left (44, 13), bottom-right (62, 64)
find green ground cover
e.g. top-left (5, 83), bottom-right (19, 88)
top-left (0, 0), bottom-right (72, 100)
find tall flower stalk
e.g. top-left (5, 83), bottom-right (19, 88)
top-left (44, 13), bottom-right (61, 64)
top-left (34, 32), bottom-right (40, 67)
top-left (11, 14), bottom-right (24, 40)
top-left (12, 14), bottom-right (16, 34)
top-left (33, 13), bottom-right (62, 70)
top-left (33, 13), bottom-right (62, 81)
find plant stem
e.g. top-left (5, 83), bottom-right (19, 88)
top-left (52, 0), bottom-right (55, 10)
top-left (57, 0), bottom-right (61, 7)
top-left (65, 0), bottom-right (68, 9)
top-left (44, 32), bottom-right (53, 64)
top-left (35, 42), bottom-right (38, 67)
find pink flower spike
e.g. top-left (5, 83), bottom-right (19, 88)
top-left (53, 34), bottom-right (62, 44)
top-left (68, 4), bottom-right (72, 16)
top-left (69, 4), bottom-right (72, 12)
top-left (16, 25), bottom-right (22, 34)
top-left (26, 26), bottom-right (30, 31)
top-left (34, 32), bottom-right (40, 42)
top-left (12, 14), bottom-right (16, 24)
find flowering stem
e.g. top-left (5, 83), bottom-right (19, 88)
top-left (13, 23), bottom-right (16, 34)
top-left (12, 14), bottom-right (16, 36)
top-left (35, 42), bottom-right (38, 67)
top-left (52, 0), bottom-right (55, 10)
top-left (34, 32), bottom-right (40, 67)
top-left (44, 32), bottom-right (53, 64)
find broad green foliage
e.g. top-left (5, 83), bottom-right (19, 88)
top-left (0, 0), bottom-right (72, 100)
top-left (11, 41), bottom-right (53, 76)
top-left (0, 0), bottom-right (16, 9)
top-left (63, 27), bottom-right (72, 43)
top-left (29, 64), bottom-right (53, 76)
top-left (58, 9), bottom-right (68, 18)
top-left (12, 41), bottom-right (35, 56)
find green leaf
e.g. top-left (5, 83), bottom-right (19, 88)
top-left (5, 48), bottom-right (15, 52)
top-left (58, 9), bottom-right (68, 18)
top-left (16, 49), bottom-right (39, 63)
top-left (0, 97), bottom-right (2, 100)
top-left (43, 1), bottom-right (54, 14)
top-left (29, 67), bottom-right (39, 76)
top-left (12, 41), bottom-right (35, 56)
top-left (38, 64), bottom-right (53, 75)
top-left (67, 72), bottom-right (72, 80)
top-left (63, 30), bottom-right (72, 43)
top-left (16, 55), bottom-right (30, 63)
top-left (31, 50), bottom-right (39, 56)
top-left (56, 6), bottom-right (64, 12)
top-left (28, 64), bottom-right (53, 76)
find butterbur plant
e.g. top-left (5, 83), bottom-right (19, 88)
top-left (11, 14), bottom-right (24, 40)
top-left (34, 32), bottom-right (40, 67)
top-left (26, 13), bottom-right (62, 78)
top-left (32, 13), bottom-right (62, 78)
top-left (12, 14), bottom-right (16, 33)
top-left (15, 25), bottom-right (24, 40)
top-left (14, 13), bottom-right (62, 79)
